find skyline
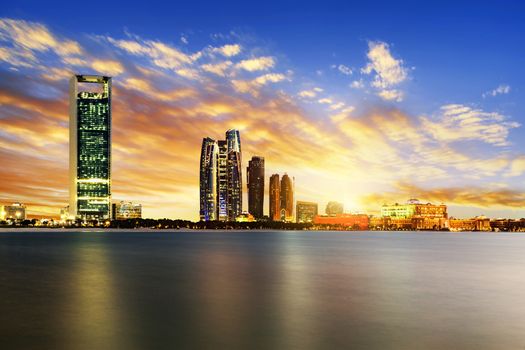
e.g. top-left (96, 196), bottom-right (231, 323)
top-left (1, 2), bottom-right (525, 220)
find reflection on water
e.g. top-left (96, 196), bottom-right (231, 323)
top-left (1, 230), bottom-right (525, 349)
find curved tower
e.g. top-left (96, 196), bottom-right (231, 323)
top-left (269, 174), bottom-right (280, 221)
top-left (226, 129), bottom-right (242, 220)
top-left (280, 174), bottom-right (294, 222)
top-left (199, 137), bottom-right (218, 221)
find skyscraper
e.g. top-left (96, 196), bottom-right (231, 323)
top-left (247, 156), bottom-right (264, 219)
top-left (217, 140), bottom-right (228, 221)
top-left (226, 129), bottom-right (242, 220)
top-left (200, 137), bottom-right (218, 221)
top-left (269, 174), bottom-right (280, 221)
top-left (280, 174), bottom-right (294, 222)
top-left (198, 129), bottom-right (243, 221)
top-left (69, 75), bottom-right (111, 220)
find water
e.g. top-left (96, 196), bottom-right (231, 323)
top-left (1, 229), bottom-right (525, 350)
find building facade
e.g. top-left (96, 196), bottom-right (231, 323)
top-left (325, 201), bottom-right (344, 216)
top-left (280, 174), bottom-right (294, 222)
top-left (247, 156), bottom-right (265, 219)
top-left (0, 203), bottom-right (26, 221)
top-left (296, 201), bottom-right (318, 223)
top-left (379, 199), bottom-right (448, 230)
top-left (69, 75), bottom-right (112, 220)
top-left (314, 214), bottom-right (369, 230)
top-left (269, 174), bottom-right (280, 221)
top-left (112, 201), bottom-right (142, 220)
top-left (226, 129), bottom-right (242, 221)
top-left (200, 137), bottom-right (218, 221)
top-left (199, 130), bottom-right (243, 221)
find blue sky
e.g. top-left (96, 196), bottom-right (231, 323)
top-left (0, 0), bottom-right (524, 219)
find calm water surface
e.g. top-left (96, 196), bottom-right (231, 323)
top-left (1, 229), bottom-right (525, 349)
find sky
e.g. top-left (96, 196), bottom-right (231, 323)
top-left (0, 0), bottom-right (524, 220)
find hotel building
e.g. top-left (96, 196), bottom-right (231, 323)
top-left (69, 75), bottom-right (112, 220)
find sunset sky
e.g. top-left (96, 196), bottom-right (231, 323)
top-left (1, 1), bottom-right (524, 220)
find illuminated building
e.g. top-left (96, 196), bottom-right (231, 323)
top-left (449, 216), bottom-right (491, 231)
top-left (247, 156), bottom-right (264, 219)
top-left (226, 129), bottom-right (242, 221)
top-left (296, 201), bottom-right (318, 223)
top-left (217, 140), bottom-right (228, 221)
top-left (112, 201), bottom-right (142, 220)
top-left (381, 199), bottom-right (447, 219)
top-left (69, 75), bottom-right (112, 220)
top-left (314, 214), bottom-right (369, 230)
top-left (325, 201), bottom-right (344, 216)
top-left (0, 202), bottom-right (26, 221)
top-left (200, 137), bottom-right (218, 221)
top-left (199, 130), bottom-right (243, 221)
top-left (280, 174), bottom-right (294, 222)
top-left (236, 212), bottom-right (255, 222)
top-left (269, 174), bottom-right (280, 221)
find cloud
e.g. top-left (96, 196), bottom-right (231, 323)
top-left (361, 182), bottom-right (525, 211)
top-left (420, 104), bottom-right (520, 146)
top-left (350, 79), bottom-right (364, 89)
top-left (483, 84), bottom-right (511, 98)
top-left (318, 98), bottom-right (332, 104)
top-left (362, 41), bottom-right (408, 101)
top-left (213, 44), bottom-right (241, 57)
top-left (201, 61), bottom-right (233, 77)
top-left (0, 18), bottom-right (83, 67)
top-left (235, 56), bottom-right (275, 71)
top-left (336, 64), bottom-right (352, 75)
top-left (91, 59), bottom-right (124, 76)
top-left (231, 73), bottom-right (286, 95)
top-left (378, 89), bottom-right (403, 102)
top-left (329, 102), bottom-right (345, 110)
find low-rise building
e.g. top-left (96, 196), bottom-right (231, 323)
top-left (1, 202), bottom-right (26, 221)
top-left (314, 214), bottom-right (369, 230)
top-left (112, 201), bottom-right (142, 220)
top-left (296, 201), bottom-right (318, 223)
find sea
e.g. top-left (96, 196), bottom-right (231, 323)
top-left (1, 229), bottom-right (525, 349)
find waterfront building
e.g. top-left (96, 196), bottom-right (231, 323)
top-left (314, 214), bottom-right (369, 230)
top-left (236, 212), bottom-right (255, 222)
top-left (381, 199), bottom-right (447, 219)
top-left (269, 174), bottom-right (280, 221)
top-left (226, 129), bottom-right (242, 221)
top-left (69, 75), bottom-right (112, 220)
top-left (200, 137), bottom-right (218, 221)
top-left (0, 202), bottom-right (26, 221)
top-left (280, 174), bottom-right (294, 222)
top-left (112, 201), bottom-right (142, 220)
top-left (296, 201), bottom-right (318, 223)
top-left (449, 216), bottom-right (491, 231)
top-left (247, 156), bottom-right (265, 219)
top-left (325, 201), bottom-right (344, 216)
top-left (199, 130), bottom-right (243, 221)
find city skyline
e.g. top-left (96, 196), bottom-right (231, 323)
top-left (0, 2), bottom-right (524, 220)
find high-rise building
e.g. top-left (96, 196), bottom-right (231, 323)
top-left (296, 201), bottom-right (318, 223)
top-left (0, 202), bottom-right (26, 221)
top-left (247, 156), bottom-right (264, 219)
top-left (217, 140), bottom-right (228, 221)
top-left (226, 129), bottom-right (242, 221)
top-left (199, 130), bottom-right (243, 221)
top-left (326, 201), bottom-right (344, 216)
top-left (69, 75), bottom-right (112, 220)
top-left (200, 137), bottom-right (218, 221)
top-left (269, 174), bottom-right (280, 221)
top-left (280, 174), bottom-right (294, 222)
top-left (112, 201), bottom-right (142, 220)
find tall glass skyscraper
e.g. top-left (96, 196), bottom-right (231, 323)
top-left (199, 129), bottom-right (243, 221)
top-left (247, 156), bottom-right (264, 219)
top-left (280, 173), bottom-right (294, 222)
top-left (69, 75), bottom-right (111, 220)
top-left (269, 174), bottom-right (280, 221)
top-left (199, 137), bottom-right (218, 221)
top-left (226, 129), bottom-right (242, 220)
